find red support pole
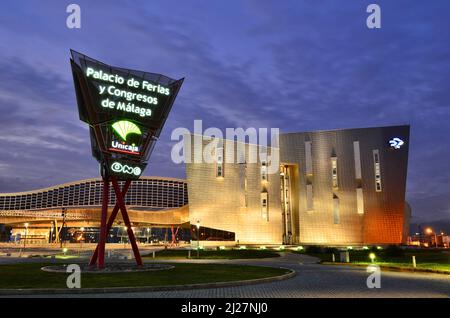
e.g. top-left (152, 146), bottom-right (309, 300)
top-left (111, 177), bottom-right (143, 266)
top-left (174, 226), bottom-right (180, 244)
top-left (89, 180), bottom-right (131, 266)
top-left (97, 178), bottom-right (109, 269)
top-left (171, 225), bottom-right (175, 246)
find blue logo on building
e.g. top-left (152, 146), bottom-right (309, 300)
top-left (389, 137), bottom-right (404, 149)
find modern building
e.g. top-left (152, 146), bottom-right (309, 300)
top-left (0, 177), bottom-right (189, 243)
top-left (185, 125), bottom-right (410, 246)
top-left (0, 125), bottom-right (410, 246)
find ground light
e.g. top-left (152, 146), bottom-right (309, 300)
top-left (295, 246), bottom-right (304, 252)
top-left (239, 245), bottom-right (247, 250)
top-left (278, 246), bottom-right (285, 251)
top-left (219, 246), bottom-right (226, 250)
top-left (196, 220), bottom-right (201, 258)
top-left (369, 253), bottom-right (376, 263)
top-left (259, 246), bottom-right (266, 250)
top-left (362, 246), bottom-right (369, 250)
top-left (62, 248), bottom-right (68, 256)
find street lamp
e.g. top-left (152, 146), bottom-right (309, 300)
top-left (80, 227), bottom-right (85, 249)
top-left (123, 226), bottom-right (128, 247)
top-left (425, 228), bottom-right (438, 248)
top-left (23, 223), bottom-right (29, 250)
top-left (196, 220), bottom-right (201, 258)
top-left (49, 223), bottom-right (54, 244)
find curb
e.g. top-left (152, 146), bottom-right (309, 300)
top-left (322, 262), bottom-right (450, 275)
top-left (0, 266), bottom-right (296, 296)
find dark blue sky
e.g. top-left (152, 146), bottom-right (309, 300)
top-left (0, 1), bottom-right (449, 224)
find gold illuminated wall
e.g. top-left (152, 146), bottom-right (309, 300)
top-left (184, 135), bottom-right (282, 244)
top-left (185, 125), bottom-right (410, 246)
top-left (280, 125), bottom-right (410, 245)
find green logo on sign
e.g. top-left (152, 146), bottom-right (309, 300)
top-left (112, 120), bottom-right (142, 141)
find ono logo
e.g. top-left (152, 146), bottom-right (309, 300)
top-left (389, 137), bottom-right (405, 149)
top-left (111, 162), bottom-right (142, 176)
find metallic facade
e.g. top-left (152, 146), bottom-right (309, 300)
top-left (185, 125), bottom-right (410, 245)
top-left (279, 125), bottom-right (410, 245)
top-left (185, 135), bottom-right (283, 244)
top-left (0, 177), bottom-right (187, 211)
top-left (0, 177), bottom-right (189, 228)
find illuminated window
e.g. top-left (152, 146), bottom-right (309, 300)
top-left (239, 161), bottom-right (247, 207)
top-left (261, 192), bottom-right (268, 221)
top-left (216, 142), bottom-right (224, 178)
top-left (353, 141), bottom-right (362, 179)
top-left (261, 160), bottom-right (268, 182)
top-left (306, 183), bottom-right (314, 212)
top-left (331, 156), bottom-right (338, 189)
top-left (356, 187), bottom-right (364, 214)
top-left (305, 140), bottom-right (313, 175)
top-left (373, 149), bottom-right (382, 192)
top-left (333, 194), bottom-right (340, 224)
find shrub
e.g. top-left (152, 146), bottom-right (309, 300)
top-left (324, 247), bottom-right (338, 254)
top-left (305, 245), bottom-right (323, 254)
top-left (384, 245), bottom-right (404, 257)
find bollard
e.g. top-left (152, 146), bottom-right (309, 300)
top-left (152, 251), bottom-right (155, 259)
top-left (332, 253), bottom-right (335, 262)
top-left (412, 255), bottom-right (416, 268)
top-left (340, 251), bottom-right (350, 263)
top-left (188, 250), bottom-right (191, 259)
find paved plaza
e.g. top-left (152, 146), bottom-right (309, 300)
top-left (0, 251), bottom-right (449, 298)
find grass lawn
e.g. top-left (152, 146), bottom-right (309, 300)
top-left (301, 248), bottom-right (450, 272)
top-left (0, 262), bottom-right (289, 289)
top-left (143, 249), bottom-right (280, 259)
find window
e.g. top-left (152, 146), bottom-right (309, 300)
top-left (305, 140), bottom-right (313, 175)
top-left (216, 142), bottom-right (224, 178)
top-left (356, 187), bottom-right (364, 214)
top-left (373, 150), bottom-right (382, 192)
top-left (353, 141), bottom-right (362, 179)
top-left (333, 194), bottom-right (340, 224)
top-left (261, 192), bottom-right (268, 220)
top-left (331, 156), bottom-right (338, 189)
top-left (306, 184), bottom-right (314, 212)
top-left (261, 160), bottom-right (268, 182)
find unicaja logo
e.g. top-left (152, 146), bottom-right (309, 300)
top-left (112, 120), bottom-right (142, 140)
top-left (110, 120), bottom-right (142, 155)
top-left (111, 162), bottom-right (141, 176)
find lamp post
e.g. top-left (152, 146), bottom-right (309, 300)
top-left (146, 227), bottom-right (150, 244)
top-left (49, 223), bottom-right (54, 244)
top-left (80, 227), bottom-right (85, 249)
top-left (23, 223), bottom-right (29, 251)
top-left (123, 226), bottom-right (128, 248)
top-left (425, 228), bottom-right (438, 248)
top-left (196, 220), bottom-right (200, 258)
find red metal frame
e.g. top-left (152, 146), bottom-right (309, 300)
top-left (111, 177), bottom-right (143, 266)
top-left (170, 225), bottom-right (180, 246)
top-left (89, 178), bottom-right (142, 268)
top-left (89, 179), bottom-right (131, 266)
